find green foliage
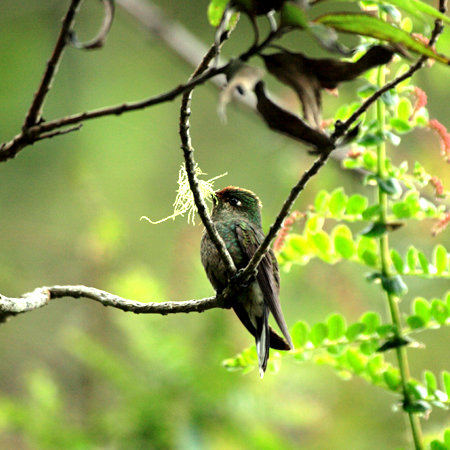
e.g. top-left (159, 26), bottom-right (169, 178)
top-left (277, 184), bottom-right (450, 280)
top-left (205, 2), bottom-right (450, 448)
top-left (315, 13), bottom-right (450, 64)
top-left (207, 0), bottom-right (229, 27)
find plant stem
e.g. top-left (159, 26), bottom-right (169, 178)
top-left (376, 45), bottom-right (424, 450)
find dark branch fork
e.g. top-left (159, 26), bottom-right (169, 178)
top-left (0, 0), bottom-right (447, 320)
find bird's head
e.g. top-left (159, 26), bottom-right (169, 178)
top-left (211, 186), bottom-right (262, 225)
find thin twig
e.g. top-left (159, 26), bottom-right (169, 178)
top-left (239, 150), bottom-right (332, 283)
top-left (23, 0), bottom-right (82, 129)
top-left (35, 124), bottom-right (83, 141)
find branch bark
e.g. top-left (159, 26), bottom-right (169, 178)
top-left (179, 42), bottom-right (238, 279)
top-left (0, 285), bottom-right (232, 324)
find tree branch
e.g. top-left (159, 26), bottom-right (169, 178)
top-left (0, 0), bottom-right (288, 163)
top-left (23, 0), bottom-right (82, 129)
top-left (0, 62), bottom-right (229, 163)
top-left (239, 150), bottom-right (333, 283)
top-left (179, 41), bottom-right (238, 279)
top-left (0, 285), bottom-right (232, 324)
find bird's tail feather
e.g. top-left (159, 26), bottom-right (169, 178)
top-left (256, 305), bottom-right (270, 378)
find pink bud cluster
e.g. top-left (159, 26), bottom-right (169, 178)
top-left (410, 86), bottom-right (427, 120)
top-left (429, 119), bottom-right (450, 162)
top-left (432, 211), bottom-right (450, 236)
top-left (273, 211), bottom-right (304, 253)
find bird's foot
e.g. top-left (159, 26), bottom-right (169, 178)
top-left (230, 269), bottom-right (257, 289)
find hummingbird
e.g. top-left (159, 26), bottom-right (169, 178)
top-left (201, 186), bottom-right (293, 377)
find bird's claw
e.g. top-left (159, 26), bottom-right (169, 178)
top-left (230, 269), bottom-right (256, 289)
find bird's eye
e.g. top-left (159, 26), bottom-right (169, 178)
top-left (228, 197), bottom-right (242, 207)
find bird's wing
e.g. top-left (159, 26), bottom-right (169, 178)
top-left (236, 222), bottom-right (293, 349)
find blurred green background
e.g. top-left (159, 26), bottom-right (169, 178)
top-left (1, 1), bottom-right (450, 449)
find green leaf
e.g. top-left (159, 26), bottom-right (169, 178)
top-left (327, 313), bottom-right (347, 340)
top-left (347, 348), bottom-right (366, 373)
top-left (403, 400), bottom-right (432, 415)
top-left (434, 245), bottom-right (449, 274)
top-left (397, 97), bottom-right (412, 121)
top-left (430, 440), bottom-right (449, 450)
top-left (406, 379), bottom-right (428, 400)
top-left (314, 190), bottom-right (330, 213)
top-left (381, 89), bottom-right (398, 107)
top-left (346, 322), bottom-right (366, 341)
top-left (360, 340), bottom-right (379, 356)
top-left (291, 321), bottom-right (310, 348)
top-left (367, 354), bottom-right (384, 377)
top-left (425, 371), bottom-right (438, 394)
top-left (310, 322), bottom-right (329, 347)
top-left (377, 177), bottom-right (403, 196)
top-left (370, 0), bottom-right (450, 26)
top-left (407, 246), bottom-right (419, 271)
top-left (431, 299), bottom-right (449, 324)
top-left (342, 158), bottom-right (362, 170)
top-left (289, 234), bottom-right (313, 256)
top-left (280, 1), bottom-right (308, 28)
top-left (392, 202), bottom-right (412, 219)
top-left (390, 118), bottom-right (413, 133)
top-left (443, 372), bottom-right (450, 397)
top-left (444, 430), bottom-right (450, 449)
top-left (335, 235), bottom-right (356, 259)
top-left (306, 214), bottom-right (324, 233)
top-left (362, 204), bottom-right (381, 221)
top-left (360, 311), bottom-right (381, 334)
top-left (357, 236), bottom-right (379, 265)
top-left (315, 13), bottom-right (450, 65)
top-left (358, 132), bottom-right (384, 147)
top-left (417, 251), bottom-right (430, 274)
top-left (391, 249), bottom-right (405, 273)
top-left (413, 297), bottom-right (431, 322)
top-left (346, 194), bottom-right (368, 215)
top-left (327, 344), bottom-right (347, 357)
top-left (357, 83), bottom-right (378, 99)
top-left (360, 222), bottom-right (391, 238)
top-left (376, 324), bottom-right (397, 338)
top-left (406, 315), bottom-right (426, 330)
top-left (333, 225), bottom-right (356, 259)
top-left (383, 367), bottom-right (401, 390)
top-left (328, 188), bottom-right (348, 217)
top-left (405, 191), bottom-right (421, 214)
top-left (207, 0), bottom-right (229, 27)
top-left (362, 150), bottom-right (377, 170)
top-left (381, 274), bottom-right (408, 297)
top-left (378, 335), bottom-right (411, 352)
top-left (310, 230), bottom-right (332, 256)
top-left (360, 249), bottom-right (378, 267)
